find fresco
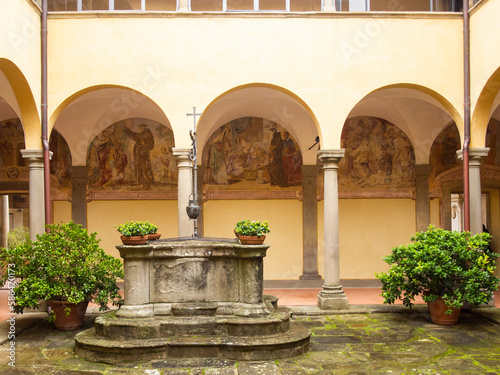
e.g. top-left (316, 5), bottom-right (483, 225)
top-left (429, 123), bottom-right (461, 186)
top-left (202, 117), bottom-right (302, 190)
top-left (486, 119), bottom-right (500, 167)
top-left (0, 118), bottom-right (24, 168)
top-left (50, 130), bottom-right (72, 189)
top-left (338, 117), bottom-right (416, 189)
top-left (87, 118), bottom-right (176, 191)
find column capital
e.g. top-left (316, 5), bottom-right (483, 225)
top-left (173, 148), bottom-right (192, 169)
top-left (457, 147), bottom-right (490, 166)
top-left (21, 149), bottom-right (44, 160)
top-left (415, 164), bottom-right (432, 176)
top-left (317, 149), bottom-right (345, 167)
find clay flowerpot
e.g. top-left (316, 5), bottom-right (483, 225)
top-left (148, 233), bottom-right (161, 241)
top-left (427, 297), bottom-right (461, 325)
top-left (48, 300), bottom-right (89, 331)
top-left (236, 234), bottom-right (266, 245)
top-left (120, 235), bottom-right (148, 245)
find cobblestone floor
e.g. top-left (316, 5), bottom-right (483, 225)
top-left (1, 306), bottom-right (500, 374)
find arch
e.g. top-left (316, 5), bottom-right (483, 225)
top-left (0, 58), bottom-right (39, 148)
top-left (472, 66), bottom-right (500, 148)
top-left (345, 83), bottom-right (462, 164)
top-left (199, 83), bottom-right (321, 165)
top-left (50, 85), bottom-right (172, 166)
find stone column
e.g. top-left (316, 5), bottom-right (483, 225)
top-left (323, 0), bottom-right (336, 11)
top-left (317, 149), bottom-right (348, 310)
top-left (21, 150), bottom-right (46, 240)
top-left (177, 0), bottom-right (190, 11)
top-left (173, 148), bottom-right (194, 237)
top-left (415, 164), bottom-right (431, 232)
top-left (0, 195), bottom-right (8, 249)
top-left (70, 166), bottom-right (87, 228)
top-left (440, 181), bottom-right (452, 231)
top-left (197, 165), bottom-right (204, 237)
top-left (458, 148), bottom-right (489, 234)
top-left (299, 165), bottom-right (321, 280)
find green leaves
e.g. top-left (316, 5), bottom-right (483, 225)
top-left (0, 222), bottom-right (124, 315)
top-left (234, 219), bottom-right (270, 237)
top-left (116, 221), bottom-right (157, 236)
top-left (376, 225), bottom-right (499, 311)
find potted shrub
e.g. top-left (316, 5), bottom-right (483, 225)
top-left (116, 220), bottom-right (150, 245)
top-left (234, 219), bottom-right (270, 245)
top-left (376, 226), bottom-right (499, 325)
top-left (0, 222), bottom-right (123, 330)
top-left (144, 221), bottom-right (161, 241)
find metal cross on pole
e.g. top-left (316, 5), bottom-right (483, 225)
top-left (186, 107), bottom-right (203, 237)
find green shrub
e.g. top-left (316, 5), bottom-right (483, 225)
top-left (234, 220), bottom-right (270, 237)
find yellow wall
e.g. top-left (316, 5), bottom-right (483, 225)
top-left (471, 0), bottom-right (500, 146)
top-left (86, 200), bottom-right (178, 259)
top-left (318, 198), bottom-right (416, 280)
top-left (430, 198), bottom-right (440, 227)
top-left (203, 199), bottom-right (303, 280)
top-left (52, 200), bottom-right (71, 224)
top-left (46, 14), bottom-right (464, 149)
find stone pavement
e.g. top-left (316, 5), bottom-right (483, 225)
top-left (1, 304), bottom-right (500, 374)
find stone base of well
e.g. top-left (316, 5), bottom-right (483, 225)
top-left (75, 238), bottom-right (310, 363)
top-left (75, 306), bottom-right (310, 364)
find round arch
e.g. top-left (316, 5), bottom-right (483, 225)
top-left (345, 83), bottom-right (462, 165)
top-left (198, 83), bottom-right (321, 165)
top-left (50, 85), bottom-right (172, 166)
top-left (0, 58), bottom-right (39, 149)
top-left (472, 66), bottom-right (500, 148)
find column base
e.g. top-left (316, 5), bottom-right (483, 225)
top-left (299, 273), bottom-right (322, 280)
top-left (116, 304), bottom-right (154, 318)
top-left (317, 285), bottom-right (348, 310)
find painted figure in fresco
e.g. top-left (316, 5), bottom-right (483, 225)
top-left (88, 129), bottom-right (114, 187)
top-left (209, 141), bottom-right (228, 184)
top-left (159, 146), bottom-right (177, 180)
top-left (268, 128), bottom-right (289, 187)
top-left (282, 131), bottom-right (302, 185)
top-left (125, 124), bottom-right (155, 188)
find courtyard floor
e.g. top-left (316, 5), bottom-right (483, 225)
top-left (1, 289), bottom-right (500, 374)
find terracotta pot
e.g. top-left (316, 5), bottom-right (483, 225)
top-left (427, 297), bottom-right (461, 325)
top-left (148, 233), bottom-right (161, 241)
top-left (48, 299), bottom-right (89, 331)
top-left (120, 235), bottom-right (148, 245)
top-left (236, 234), bottom-right (266, 245)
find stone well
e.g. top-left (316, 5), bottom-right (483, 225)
top-left (75, 238), bottom-right (310, 364)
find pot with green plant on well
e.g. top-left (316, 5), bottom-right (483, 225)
top-left (144, 221), bottom-right (161, 241)
top-left (116, 221), bottom-right (150, 245)
top-left (0, 222), bottom-right (123, 330)
top-left (234, 219), bottom-right (270, 245)
top-left (376, 225), bottom-right (499, 325)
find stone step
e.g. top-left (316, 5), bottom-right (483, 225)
top-left (94, 309), bottom-right (293, 339)
top-left (75, 323), bottom-right (310, 364)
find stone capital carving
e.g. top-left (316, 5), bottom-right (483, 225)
top-left (317, 149), bottom-right (345, 168)
top-left (172, 148), bottom-right (192, 169)
top-left (457, 147), bottom-right (490, 166)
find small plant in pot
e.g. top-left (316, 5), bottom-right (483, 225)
top-left (0, 222), bottom-right (124, 330)
top-left (234, 219), bottom-right (270, 245)
top-left (116, 221), bottom-right (151, 245)
top-left (144, 221), bottom-right (161, 241)
top-left (376, 225), bottom-right (499, 325)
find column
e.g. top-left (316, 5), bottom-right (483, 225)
top-left (323, 0), bottom-right (336, 11)
top-left (458, 148), bottom-right (489, 234)
top-left (173, 148), bottom-right (194, 237)
top-left (21, 150), bottom-right (46, 240)
top-left (299, 165), bottom-right (321, 280)
top-left (0, 195), bottom-right (8, 249)
top-left (197, 165), bottom-right (204, 237)
top-left (317, 149), bottom-right (348, 310)
top-left (177, 0), bottom-right (190, 11)
top-left (440, 181), bottom-right (452, 231)
top-left (70, 166), bottom-right (87, 228)
top-left (415, 164), bottom-right (431, 232)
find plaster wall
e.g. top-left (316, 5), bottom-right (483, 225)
top-left (86, 200), bottom-right (178, 258)
top-left (0, 1), bottom-right (41, 144)
top-left (203, 199), bottom-right (303, 280)
top-left (53, 200), bottom-right (71, 223)
top-left (46, 14), bottom-right (463, 148)
top-left (318, 198), bottom-right (416, 280)
top-left (470, 0), bottom-right (500, 144)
